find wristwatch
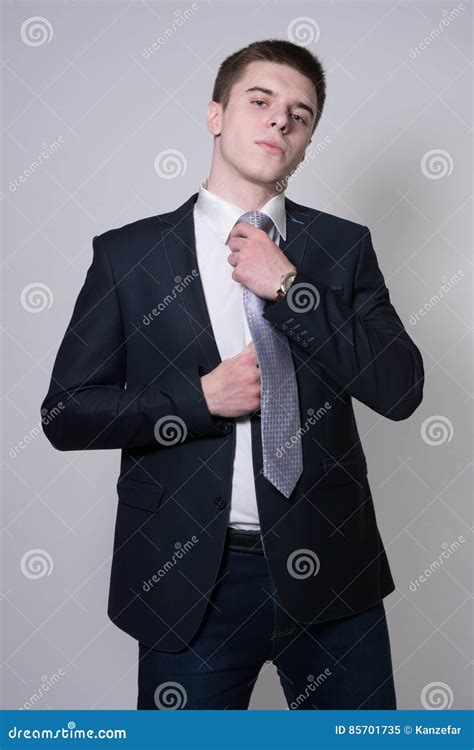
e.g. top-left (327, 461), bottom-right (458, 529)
top-left (274, 270), bottom-right (297, 302)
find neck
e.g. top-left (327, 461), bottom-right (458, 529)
top-left (205, 159), bottom-right (281, 211)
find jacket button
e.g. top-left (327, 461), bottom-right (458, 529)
top-left (295, 334), bottom-right (302, 342)
top-left (301, 341), bottom-right (310, 349)
top-left (214, 496), bottom-right (226, 509)
top-left (281, 323), bottom-right (288, 331)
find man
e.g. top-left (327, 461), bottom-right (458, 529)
top-left (41, 39), bottom-right (424, 710)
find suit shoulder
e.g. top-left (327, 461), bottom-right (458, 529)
top-left (93, 213), bottom-right (165, 251)
top-left (290, 199), bottom-right (365, 237)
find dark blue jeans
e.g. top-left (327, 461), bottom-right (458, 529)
top-left (137, 542), bottom-right (397, 710)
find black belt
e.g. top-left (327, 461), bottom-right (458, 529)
top-left (226, 527), bottom-right (264, 554)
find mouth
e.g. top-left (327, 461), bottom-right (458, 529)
top-left (256, 141), bottom-right (286, 156)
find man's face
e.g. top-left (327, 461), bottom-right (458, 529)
top-left (210, 61), bottom-right (317, 188)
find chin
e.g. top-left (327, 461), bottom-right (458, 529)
top-left (242, 163), bottom-right (285, 186)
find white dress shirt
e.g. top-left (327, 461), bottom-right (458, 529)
top-left (193, 178), bottom-right (287, 530)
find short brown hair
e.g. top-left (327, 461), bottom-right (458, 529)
top-left (212, 39), bottom-right (326, 133)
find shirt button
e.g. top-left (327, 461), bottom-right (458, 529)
top-left (222, 421), bottom-right (232, 433)
top-left (214, 496), bottom-right (226, 509)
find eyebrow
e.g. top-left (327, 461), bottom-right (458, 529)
top-left (244, 85), bottom-right (315, 121)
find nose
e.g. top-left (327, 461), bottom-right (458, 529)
top-left (269, 109), bottom-right (289, 132)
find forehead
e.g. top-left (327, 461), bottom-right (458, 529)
top-left (233, 60), bottom-right (317, 106)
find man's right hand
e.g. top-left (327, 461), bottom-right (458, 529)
top-left (201, 341), bottom-right (261, 418)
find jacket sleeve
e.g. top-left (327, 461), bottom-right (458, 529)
top-left (40, 235), bottom-right (231, 451)
top-left (262, 224), bottom-right (424, 421)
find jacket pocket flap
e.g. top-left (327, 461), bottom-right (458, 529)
top-left (321, 454), bottom-right (367, 486)
top-left (117, 476), bottom-right (165, 512)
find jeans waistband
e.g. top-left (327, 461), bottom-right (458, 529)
top-left (226, 527), bottom-right (264, 554)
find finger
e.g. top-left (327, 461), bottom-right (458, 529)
top-left (246, 341), bottom-right (259, 367)
top-left (227, 237), bottom-right (244, 252)
top-left (226, 224), bottom-right (253, 243)
top-left (237, 341), bottom-right (253, 357)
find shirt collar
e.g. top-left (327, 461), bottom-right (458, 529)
top-left (195, 178), bottom-right (287, 243)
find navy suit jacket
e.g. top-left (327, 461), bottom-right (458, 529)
top-left (41, 192), bottom-right (424, 651)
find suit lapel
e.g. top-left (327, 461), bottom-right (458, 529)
top-left (159, 192), bottom-right (312, 372)
top-left (279, 196), bottom-right (312, 279)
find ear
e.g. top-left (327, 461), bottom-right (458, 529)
top-left (207, 101), bottom-right (223, 136)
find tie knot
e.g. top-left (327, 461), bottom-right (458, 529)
top-left (235, 210), bottom-right (274, 234)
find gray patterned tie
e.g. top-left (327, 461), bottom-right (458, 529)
top-left (234, 210), bottom-right (303, 498)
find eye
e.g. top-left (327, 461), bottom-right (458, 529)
top-left (251, 99), bottom-right (307, 125)
top-left (292, 113), bottom-right (307, 125)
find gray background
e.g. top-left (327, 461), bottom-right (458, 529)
top-left (1, 0), bottom-right (472, 710)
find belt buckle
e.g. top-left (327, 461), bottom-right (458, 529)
top-left (227, 528), bottom-right (263, 554)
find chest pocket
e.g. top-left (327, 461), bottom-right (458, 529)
top-left (321, 453), bottom-right (367, 486)
top-left (117, 476), bottom-right (165, 512)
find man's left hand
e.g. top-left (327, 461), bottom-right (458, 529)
top-left (226, 223), bottom-right (296, 301)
